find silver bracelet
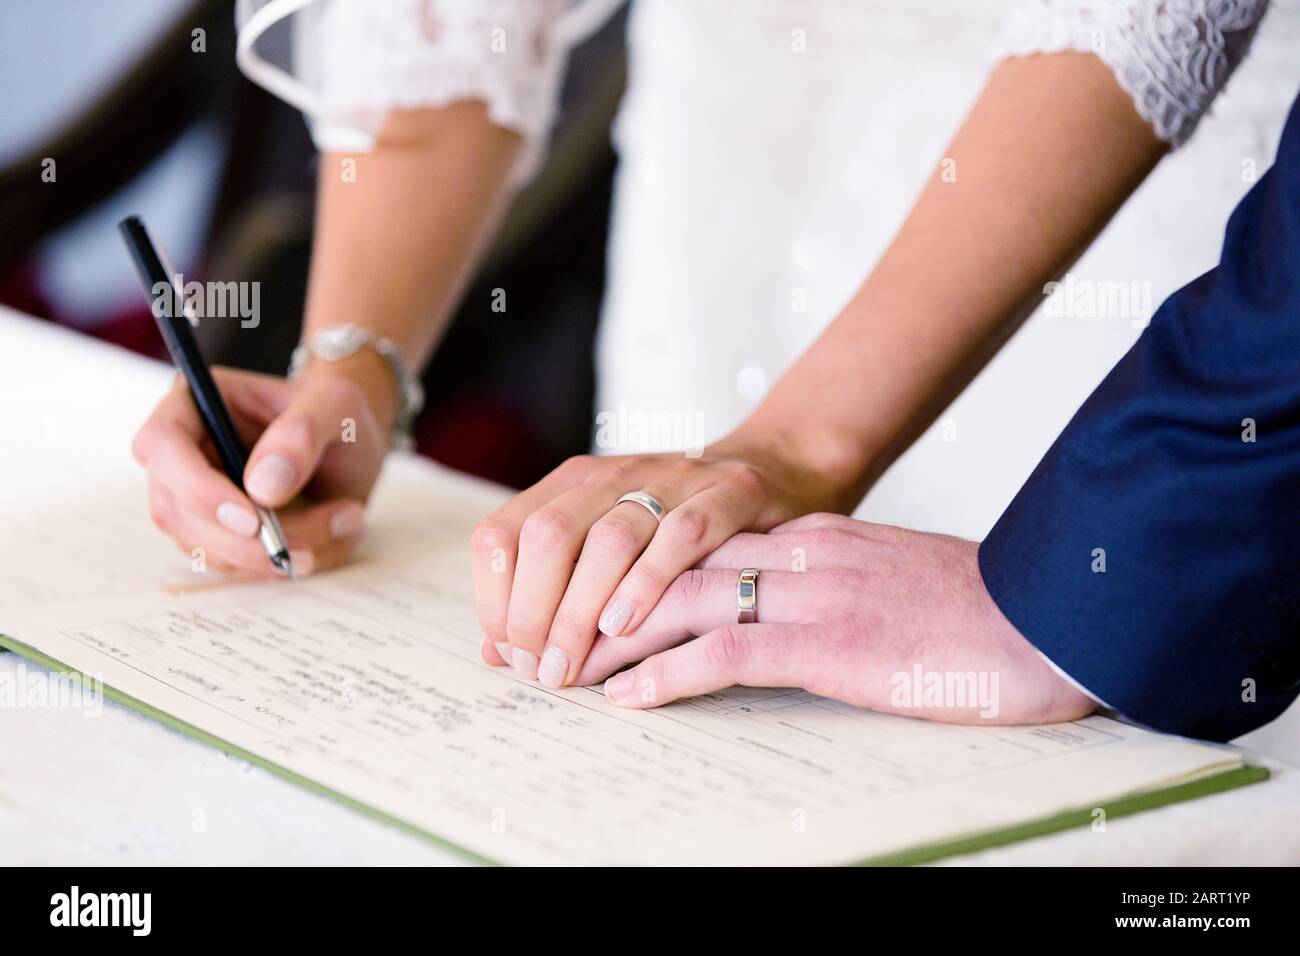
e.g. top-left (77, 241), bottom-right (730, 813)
top-left (288, 323), bottom-right (424, 448)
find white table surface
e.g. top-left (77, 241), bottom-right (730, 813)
top-left (1, 306), bottom-right (1296, 865)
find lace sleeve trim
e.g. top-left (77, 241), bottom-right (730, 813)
top-left (235, 0), bottom-right (623, 182)
top-left (994, 0), bottom-right (1269, 147)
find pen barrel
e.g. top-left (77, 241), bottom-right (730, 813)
top-left (256, 506), bottom-right (290, 558)
top-left (118, 216), bottom-right (249, 486)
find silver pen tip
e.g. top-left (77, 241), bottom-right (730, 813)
top-left (270, 552), bottom-right (296, 582)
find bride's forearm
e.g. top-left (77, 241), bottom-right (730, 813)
top-left (733, 52), bottom-right (1167, 512)
top-left (300, 102), bottom-right (521, 429)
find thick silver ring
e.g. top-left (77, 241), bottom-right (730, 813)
top-left (615, 491), bottom-right (665, 523)
top-left (737, 568), bottom-right (759, 624)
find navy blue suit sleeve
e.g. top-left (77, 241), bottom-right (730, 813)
top-left (979, 93), bottom-right (1300, 742)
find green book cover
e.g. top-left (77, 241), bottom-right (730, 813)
top-left (0, 636), bottom-right (1268, 866)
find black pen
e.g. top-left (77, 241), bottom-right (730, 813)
top-left (118, 215), bottom-right (295, 580)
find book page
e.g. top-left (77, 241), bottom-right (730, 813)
top-left (0, 453), bottom-right (1242, 866)
top-left (0, 311), bottom-right (1245, 865)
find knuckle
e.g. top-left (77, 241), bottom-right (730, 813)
top-left (626, 561), bottom-right (668, 596)
top-left (806, 512), bottom-right (851, 530)
top-left (724, 461), bottom-right (765, 496)
top-left (519, 508), bottom-right (576, 555)
top-left (585, 516), bottom-right (641, 558)
top-left (147, 481), bottom-right (175, 529)
top-left (605, 456), bottom-right (642, 483)
top-left (668, 456), bottom-right (701, 478)
top-left (608, 455), bottom-right (650, 481)
top-left (665, 568), bottom-right (709, 608)
top-left (470, 517), bottom-right (514, 560)
top-left (130, 427), bottom-right (155, 466)
top-left (149, 497), bottom-right (174, 532)
top-left (665, 507), bottom-right (710, 547)
top-left (707, 626), bottom-right (751, 673)
top-left (558, 454), bottom-right (597, 481)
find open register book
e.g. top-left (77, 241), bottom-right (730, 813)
top-left (0, 313), bottom-right (1263, 865)
top-left (0, 453), bottom-right (1264, 866)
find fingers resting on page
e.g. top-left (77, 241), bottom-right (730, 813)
top-left (480, 505), bottom-right (1095, 726)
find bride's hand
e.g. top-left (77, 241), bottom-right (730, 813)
top-left (132, 361), bottom-right (392, 577)
top-left (470, 433), bottom-right (847, 687)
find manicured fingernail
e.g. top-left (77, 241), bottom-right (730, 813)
top-left (512, 647), bottom-right (539, 680)
top-left (604, 671), bottom-right (635, 702)
top-left (494, 642), bottom-right (513, 667)
top-left (216, 501), bottom-right (259, 537)
top-left (289, 549), bottom-right (313, 578)
top-left (247, 454), bottom-right (295, 503)
top-left (538, 646), bottom-right (568, 688)
top-left (330, 503), bottom-right (365, 540)
top-left (598, 597), bottom-right (633, 637)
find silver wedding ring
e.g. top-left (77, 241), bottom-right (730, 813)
top-left (615, 490), bottom-right (665, 523)
top-left (737, 568), bottom-right (759, 624)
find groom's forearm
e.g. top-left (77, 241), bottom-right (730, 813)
top-left (980, 89), bottom-right (1300, 742)
top-left (736, 52), bottom-right (1166, 510)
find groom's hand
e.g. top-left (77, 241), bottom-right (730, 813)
top-left (578, 514), bottom-right (1095, 726)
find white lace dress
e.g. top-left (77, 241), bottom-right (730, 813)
top-left (237, 0), bottom-right (1300, 758)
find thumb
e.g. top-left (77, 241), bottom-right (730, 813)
top-left (244, 377), bottom-right (362, 507)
